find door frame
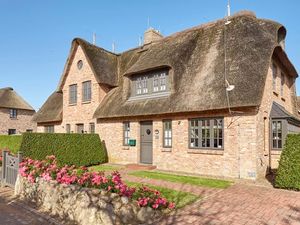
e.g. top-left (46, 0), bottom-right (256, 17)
top-left (140, 121), bottom-right (153, 164)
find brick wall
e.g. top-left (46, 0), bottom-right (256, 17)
top-left (258, 61), bottom-right (299, 170)
top-left (0, 108), bottom-right (36, 134)
top-left (37, 45), bottom-right (108, 133)
top-left (98, 109), bottom-right (261, 179)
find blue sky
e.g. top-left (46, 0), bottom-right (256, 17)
top-left (0, 0), bottom-right (299, 110)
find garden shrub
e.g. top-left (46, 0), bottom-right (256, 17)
top-left (0, 135), bottom-right (23, 154)
top-left (275, 134), bottom-right (300, 190)
top-left (20, 133), bottom-right (107, 167)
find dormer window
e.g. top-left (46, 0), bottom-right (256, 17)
top-left (130, 70), bottom-right (170, 101)
top-left (160, 73), bottom-right (166, 91)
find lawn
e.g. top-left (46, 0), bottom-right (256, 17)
top-left (126, 181), bottom-right (199, 209)
top-left (128, 171), bottom-right (232, 189)
top-left (89, 164), bottom-right (123, 172)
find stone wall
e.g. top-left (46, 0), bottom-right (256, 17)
top-left (0, 108), bottom-right (36, 134)
top-left (15, 175), bottom-right (163, 225)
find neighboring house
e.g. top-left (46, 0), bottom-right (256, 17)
top-left (33, 11), bottom-right (300, 180)
top-left (0, 87), bottom-right (36, 135)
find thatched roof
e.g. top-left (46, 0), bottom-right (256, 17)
top-left (35, 11), bottom-right (298, 122)
top-left (32, 91), bottom-right (62, 123)
top-left (94, 11), bottom-right (297, 119)
top-left (57, 38), bottom-right (118, 90)
top-left (0, 87), bottom-right (34, 111)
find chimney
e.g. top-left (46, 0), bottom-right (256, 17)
top-left (144, 28), bottom-right (163, 45)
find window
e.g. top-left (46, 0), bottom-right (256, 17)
top-left (8, 129), bottom-right (16, 135)
top-left (142, 77), bottom-right (148, 94)
top-left (69, 84), bottom-right (77, 104)
top-left (153, 75), bottom-right (159, 92)
top-left (272, 63), bottom-right (277, 91)
top-left (76, 124), bottom-right (84, 134)
top-left (136, 78), bottom-right (142, 95)
top-left (163, 120), bottom-right (172, 148)
top-left (189, 118), bottom-right (223, 149)
top-left (281, 72), bottom-right (285, 97)
top-left (82, 81), bottom-right (92, 102)
top-left (272, 120), bottom-right (282, 149)
top-left (66, 124), bottom-right (71, 133)
top-left (26, 129), bottom-right (33, 133)
top-left (89, 123), bottom-right (95, 134)
top-left (123, 122), bottom-right (130, 146)
top-left (44, 126), bottom-right (54, 133)
top-left (77, 60), bottom-right (83, 70)
top-left (160, 73), bottom-right (166, 91)
top-left (132, 70), bottom-right (169, 97)
top-left (9, 109), bottom-right (17, 119)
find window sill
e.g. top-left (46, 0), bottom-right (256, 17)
top-left (10, 118), bottom-right (17, 120)
top-left (162, 148), bottom-right (172, 152)
top-left (82, 101), bottom-right (91, 104)
top-left (187, 149), bottom-right (224, 155)
top-left (271, 150), bottom-right (282, 155)
top-left (69, 103), bottom-right (77, 106)
top-left (127, 92), bottom-right (171, 102)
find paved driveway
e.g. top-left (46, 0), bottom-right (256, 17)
top-left (0, 187), bottom-right (61, 225)
top-left (159, 183), bottom-right (300, 225)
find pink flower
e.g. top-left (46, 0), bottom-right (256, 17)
top-left (168, 202), bottom-right (175, 209)
top-left (91, 174), bottom-right (103, 186)
top-left (152, 203), bottom-right (159, 209)
top-left (19, 166), bottom-right (28, 177)
top-left (41, 172), bottom-right (52, 181)
top-left (27, 174), bottom-right (35, 183)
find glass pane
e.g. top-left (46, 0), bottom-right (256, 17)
top-left (214, 139), bottom-right (217, 148)
top-left (219, 139), bottom-right (223, 148)
top-left (273, 140), bottom-right (277, 148)
top-left (278, 140), bottom-right (282, 148)
top-left (206, 139), bottom-right (210, 147)
top-left (195, 138), bottom-right (198, 147)
top-left (277, 121), bottom-right (282, 131)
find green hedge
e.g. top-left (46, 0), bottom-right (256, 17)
top-left (20, 133), bottom-right (108, 167)
top-left (0, 135), bottom-right (23, 154)
top-left (275, 134), bottom-right (300, 190)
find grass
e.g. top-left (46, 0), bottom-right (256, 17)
top-left (126, 181), bottom-right (199, 209)
top-left (0, 135), bottom-right (23, 154)
top-left (89, 164), bottom-right (123, 172)
top-left (128, 171), bottom-right (232, 189)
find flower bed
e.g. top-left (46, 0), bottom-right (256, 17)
top-left (15, 156), bottom-right (175, 224)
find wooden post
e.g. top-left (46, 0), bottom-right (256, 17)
top-left (18, 152), bottom-right (22, 170)
top-left (2, 150), bottom-right (8, 181)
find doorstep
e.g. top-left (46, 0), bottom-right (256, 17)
top-left (125, 164), bottom-right (157, 171)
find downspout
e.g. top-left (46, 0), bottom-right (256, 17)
top-left (268, 117), bottom-right (272, 174)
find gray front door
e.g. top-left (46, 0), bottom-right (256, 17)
top-left (140, 121), bottom-right (153, 164)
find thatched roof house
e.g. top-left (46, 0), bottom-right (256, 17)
top-left (34, 11), bottom-right (299, 180)
top-left (0, 87), bottom-right (36, 135)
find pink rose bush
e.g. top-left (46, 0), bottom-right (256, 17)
top-left (135, 186), bottom-right (175, 210)
top-left (19, 155), bottom-right (175, 210)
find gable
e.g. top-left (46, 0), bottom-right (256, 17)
top-left (57, 39), bottom-right (118, 91)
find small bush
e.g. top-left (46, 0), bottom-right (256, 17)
top-left (20, 133), bottom-right (107, 167)
top-left (0, 135), bottom-right (23, 154)
top-left (275, 134), bottom-right (300, 190)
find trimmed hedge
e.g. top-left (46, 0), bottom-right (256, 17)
top-left (275, 134), bottom-right (300, 190)
top-left (0, 135), bottom-right (23, 154)
top-left (20, 133), bottom-right (107, 167)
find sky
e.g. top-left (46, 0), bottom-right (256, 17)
top-left (0, 0), bottom-right (299, 110)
